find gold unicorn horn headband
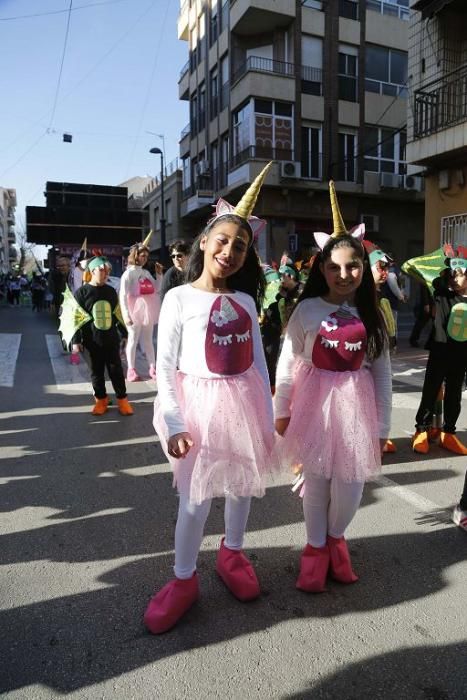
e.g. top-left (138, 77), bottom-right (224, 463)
top-left (329, 180), bottom-right (347, 237)
top-left (142, 230), bottom-right (153, 247)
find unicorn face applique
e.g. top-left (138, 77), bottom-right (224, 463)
top-left (312, 303), bottom-right (367, 371)
top-left (205, 295), bottom-right (253, 374)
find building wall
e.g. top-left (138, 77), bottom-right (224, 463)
top-left (0, 188), bottom-right (16, 274)
top-left (424, 167), bottom-right (467, 250)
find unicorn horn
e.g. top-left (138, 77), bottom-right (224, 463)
top-left (234, 161), bottom-right (273, 221)
top-left (80, 237), bottom-right (87, 253)
top-left (142, 229), bottom-right (153, 247)
top-left (329, 181), bottom-right (347, 237)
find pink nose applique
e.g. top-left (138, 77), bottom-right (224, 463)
top-left (312, 305), bottom-right (367, 371)
top-left (205, 296), bottom-right (253, 374)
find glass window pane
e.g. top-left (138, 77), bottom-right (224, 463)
top-left (275, 101), bottom-right (293, 117)
top-left (399, 130), bottom-right (407, 161)
top-left (381, 129), bottom-right (394, 159)
top-left (364, 158), bottom-right (379, 172)
top-left (390, 50), bottom-right (408, 85)
top-left (365, 79), bottom-right (380, 94)
top-left (364, 127), bottom-right (379, 156)
top-left (255, 99), bottom-right (272, 114)
top-left (365, 46), bottom-right (388, 82)
top-left (381, 160), bottom-right (395, 173)
top-left (382, 83), bottom-right (398, 96)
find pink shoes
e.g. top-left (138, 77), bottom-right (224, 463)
top-left (296, 544), bottom-right (330, 592)
top-left (149, 364), bottom-right (157, 380)
top-left (126, 367), bottom-right (140, 382)
top-left (327, 535), bottom-right (358, 583)
top-left (144, 573), bottom-right (199, 634)
top-left (216, 537), bottom-right (261, 601)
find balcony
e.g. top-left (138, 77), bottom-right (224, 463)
top-left (178, 60), bottom-right (189, 100)
top-left (414, 66), bottom-right (467, 139)
top-left (230, 0), bottom-right (295, 35)
top-left (232, 56), bottom-right (295, 86)
top-left (231, 145), bottom-right (294, 170)
top-left (367, 0), bottom-right (410, 20)
top-left (7, 208), bottom-right (15, 224)
top-left (301, 66), bottom-right (323, 96)
top-left (177, 0), bottom-right (189, 40)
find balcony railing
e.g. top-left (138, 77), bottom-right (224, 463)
top-left (441, 213), bottom-right (467, 246)
top-left (180, 123), bottom-right (190, 140)
top-left (232, 56), bottom-right (295, 85)
top-left (231, 145), bottom-right (294, 169)
top-left (179, 60), bottom-right (189, 81)
top-left (414, 65), bottom-right (467, 139)
top-left (301, 66), bottom-right (323, 96)
top-left (366, 0), bottom-right (409, 20)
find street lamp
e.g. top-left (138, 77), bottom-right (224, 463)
top-left (149, 146), bottom-right (167, 266)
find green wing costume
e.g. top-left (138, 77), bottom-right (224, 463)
top-left (401, 248), bottom-right (447, 295)
top-left (58, 286), bottom-right (92, 347)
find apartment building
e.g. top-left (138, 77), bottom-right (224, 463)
top-left (406, 0), bottom-right (467, 251)
top-left (0, 188), bottom-right (17, 273)
top-left (174, 0), bottom-right (423, 263)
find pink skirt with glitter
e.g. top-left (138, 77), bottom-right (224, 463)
top-left (153, 366), bottom-right (278, 505)
top-left (279, 360), bottom-right (381, 483)
top-left (127, 294), bottom-right (160, 327)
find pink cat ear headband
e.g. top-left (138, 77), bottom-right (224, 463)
top-left (208, 162), bottom-right (273, 244)
top-left (313, 181), bottom-right (366, 250)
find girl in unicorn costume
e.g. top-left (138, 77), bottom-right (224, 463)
top-left (275, 182), bottom-right (392, 592)
top-left (144, 163), bottom-right (277, 634)
top-left (119, 232), bottom-right (161, 381)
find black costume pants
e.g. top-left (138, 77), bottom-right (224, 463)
top-left (410, 309), bottom-right (432, 345)
top-left (415, 342), bottom-right (467, 433)
top-left (459, 471), bottom-right (467, 511)
top-left (87, 342), bottom-right (127, 400)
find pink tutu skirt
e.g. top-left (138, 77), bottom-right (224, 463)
top-left (279, 360), bottom-right (381, 483)
top-left (153, 366), bottom-right (278, 505)
top-left (128, 294), bottom-right (160, 327)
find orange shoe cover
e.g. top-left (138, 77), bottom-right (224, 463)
top-left (117, 397), bottom-right (134, 415)
top-left (92, 397), bottom-right (109, 415)
top-left (412, 431), bottom-right (429, 454)
top-left (144, 574), bottom-right (199, 634)
top-left (296, 543), bottom-right (330, 592)
top-left (440, 432), bottom-right (467, 455)
top-left (216, 538), bottom-right (260, 601)
top-left (383, 439), bottom-right (396, 453)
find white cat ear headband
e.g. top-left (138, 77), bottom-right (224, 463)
top-left (313, 181), bottom-right (366, 250)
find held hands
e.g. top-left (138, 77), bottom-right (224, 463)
top-left (167, 432), bottom-right (194, 459)
top-left (275, 417), bottom-right (290, 436)
top-left (72, 343), bottom-right (83, 353)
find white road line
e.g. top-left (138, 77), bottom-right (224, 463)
top-left (374, 474), bottom-right (445, 514)
top-left (0, 333), bottom-right (21, 387)
top-left (45, 334), bottom-right (91, 391)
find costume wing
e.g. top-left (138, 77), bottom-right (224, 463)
top-left (58, 286), bottom-right (91, 347)
top-left (263, 279), bottom-right (281, 311)
top-left (113, 303), bottom-right (126, 329)
top-left (401, 248), bottom-right (446, 294)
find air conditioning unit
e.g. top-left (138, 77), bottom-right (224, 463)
top-left (403, 174), bottom-right (423, 192)
top-left (280, 161), bottom-right (301, 179)
top-left (379, 172), bottom-right (400, 189)
top-left (360, 214), bottom-right (379, 232)
top-left (196, 160), bottom-right (210, 176)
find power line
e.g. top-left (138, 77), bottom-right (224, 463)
top-left (0, 0), bottom-right (131, 21)
top-left (48, 0), bottom-right (74, 131)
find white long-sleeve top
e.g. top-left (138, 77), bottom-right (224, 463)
top-left (156, 284), bottom-right (272, 437)
top-left (274, 297), bottom-right (392, 439)
top-left (119, 265), bottom-right (161, 325)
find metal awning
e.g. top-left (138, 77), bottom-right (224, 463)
top-left (412, 0), bottom-right (456, 18)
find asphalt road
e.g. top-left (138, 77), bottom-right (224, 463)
top-left (0, 304), bottom-right (466, 699)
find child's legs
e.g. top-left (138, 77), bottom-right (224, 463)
top-left (174, 492), bottom-right (212, 579)
top-left (327, 478), bottom-right (365, 539)
top-left (224, 496), bottom-right (252, 550)
top-left (139, 323), bottom-right (156, 366)
top-left (415, 346), bottom-right (446, 430)
top-left (88, 346), bottom-right (107, 399)
top-left (302, 475), bottom-right (331, 548)
top-left (442, 360), bottom-right (466, 433)
top-left (105, 346), bottom-right (127, 399)
top-left (125, 323), bottom-right (141, 368)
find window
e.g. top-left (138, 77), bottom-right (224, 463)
top-left (366, 0), bottom-right (409, 21)
top-left (220, 133), bottom-right (229, 187)
top-left (220, 54), bottom-right (229, 111)
top-left (190, 93), bottom-right (198, 133)
top-left (302, 0), bottom-right (323, 8)
top-left (365, 46), bottom-right (408, 96)
top-left (338, 46), bottom-right (358, 102)
top-left (199, 82), bottom-right (206, 130)
top-left (232, 99), bottom-right (294, 162)
top-left (182, 156), bottom-right (191, 193)
top-left (154, 206), bottom-right (160, 230)
top-left (233, 102), bottom-right (252, 158)
top-left (363, 126), bottom-right (406, 175)
top-left (219, 0), bottom-right (228, 34)
top-left (189, 26), bottom-right (198, 73)
top-left (165, 199), bottom-right (172, 225)
top-left (301, 126), bottom-right (322, 180)
top-left (339, 0), bottom-right (358, 20)
top-left (210, 68), bottom-right (218, 120)
top-left (209, 0), bottom-right (218, 47)
top-left (301, 35), bottom-right (323, 95)
top-left (198, 12), bottom-right (206, 64)
top-left (338, 132), bottom-right (356, 182)
top-left (211, 141), bottom-right (219, 189)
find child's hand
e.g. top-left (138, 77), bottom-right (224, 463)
top-left (167, 432), bottom-right (194, 459)
top-left (72, 343), bottom-right (83, 353)
top-left (275, 417), bottom-right (290, 436)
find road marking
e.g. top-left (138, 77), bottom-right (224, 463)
top-left (0, 333), bottom-right (21, 387)
top-left (374, 473), bottom-right (445, 514)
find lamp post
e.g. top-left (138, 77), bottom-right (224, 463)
top-left (149, 146), bottom-right (167, 266)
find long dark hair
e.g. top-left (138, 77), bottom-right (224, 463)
top-left (298, 235), bottom-right (387, 359)
top-left (185, 214), bottom-right (265, 310)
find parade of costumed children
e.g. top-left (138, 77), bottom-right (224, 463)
top-left (119, 231), bottom-right (162, 382)
top-left (145, 162), bottom-right (278, 634)
top-left (403, 243), bottom-right (467, 457)
top-left (59, 255), bottom-right (134, 416)
top-left (274, 181), bottom-right (392, 593)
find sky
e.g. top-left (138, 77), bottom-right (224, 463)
top-left (0, 0), bottom-right (188, 237)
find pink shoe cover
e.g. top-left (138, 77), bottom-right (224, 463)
top-left (216, 538), bottom-right (260, 601)
top-left (327, 536), bottom-right (358, 583)
top-left (296, 543), bottom-right (330, 592)
top-left (149, 364), bottom-right (157, 380)
top-left (143, 573), bottom-right (199, 634)
top-left (126, 367), bottom-right (140, 382)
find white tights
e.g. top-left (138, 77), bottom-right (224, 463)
top-left (174, 493), bottom-right (252, 579)
top-left (303, 475), bottom-right (364, 549)
top-left (126, 323), bottom-right (155, 369)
